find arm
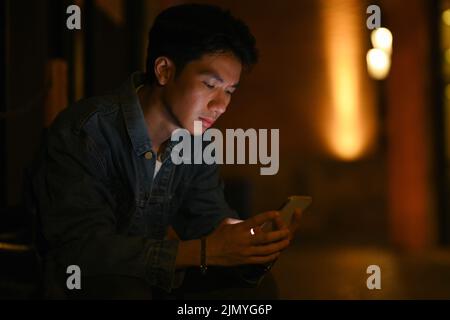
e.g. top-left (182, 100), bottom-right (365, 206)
top-left (172, 219), bottom-right (242, 269)
top-left (173, 212), bottom-right (291, 293)
top-left (173, 162), bottom-right (240, 240)
top-left (33, 127), bottom-right (179, 292)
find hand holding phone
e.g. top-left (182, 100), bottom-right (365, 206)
top-left (262, 195), bottom-right (312, 232)
top-left (247, 196), bottom-right (312, 274)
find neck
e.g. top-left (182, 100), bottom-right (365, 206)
top-left (137, 84), bottom-right (179, 153)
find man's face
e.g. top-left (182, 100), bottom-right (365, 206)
top-left (161, 52), bottom-right (242, 135)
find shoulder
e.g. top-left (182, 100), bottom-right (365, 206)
top-left (50, 94), bottom-right (120, 137)
top-left (43, 93), bottom-right (126, 174)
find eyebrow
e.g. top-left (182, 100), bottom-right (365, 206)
top-left (200, 71), bottom-right (240, 88)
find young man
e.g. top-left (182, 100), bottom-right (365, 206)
top-left (30, 3), bottom-right (302, 299)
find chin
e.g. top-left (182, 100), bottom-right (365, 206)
top-left (184, 119), bottom-right (205, 136)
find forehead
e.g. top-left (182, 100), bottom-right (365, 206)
top-left (183, 52), bottom-right (242, 82)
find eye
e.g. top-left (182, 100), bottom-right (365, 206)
top-left (203, 82), bottom-right (215, 89)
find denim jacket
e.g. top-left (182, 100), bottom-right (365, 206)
top-left (30, 72), bottom-right (240, 293)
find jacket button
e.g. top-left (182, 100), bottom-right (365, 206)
top-left (144, 152), bottom-right (153, 160)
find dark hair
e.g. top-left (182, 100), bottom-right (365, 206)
top-left (145, 3), bottom-right (258, 84)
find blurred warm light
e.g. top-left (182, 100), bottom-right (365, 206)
top-left (371, 27), bottom-right (393, 54)
top-left (367, 28), bottom-right (392, 80)
top-left (95, 0), bottom-right (125, 26)
top-left (443, 9), bottom-right (450, 26)
top-left (0, 242), bottom-right (31, 252)
top-left (328, 63), bottom-right (363, 160)
top-left (446, 49), bottom-right (450, 64)
top-left (446, 84), bottom-right (450, 100)
top-left (321, 0), bottom-right (375, 161)
top-left (366, 48), bottom-right (391, 80)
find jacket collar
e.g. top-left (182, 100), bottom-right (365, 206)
top-left (119, 72), bottom-right (153, 156)
top-left (119, 72), bottom-right (178, 161)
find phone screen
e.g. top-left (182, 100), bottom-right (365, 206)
top-left (262, 195), bottom-right (312, 232)
top-left (278, 196), bottom-right (312, 225)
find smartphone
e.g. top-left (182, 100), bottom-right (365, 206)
top-left (262, 195), bottom-right (312, 232)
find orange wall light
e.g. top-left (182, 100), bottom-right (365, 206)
top-left (320, 0), bottom-right (377, 161)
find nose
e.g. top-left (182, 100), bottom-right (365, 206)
top-left (208, 90), bottom-right (230, 116)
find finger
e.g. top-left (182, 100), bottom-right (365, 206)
top-left (291, 208), bottom-right (303, 224)
top-left (166, 226), bottom-right (180, 240)
top-left (252, 225), bottom-right (264, 234)
top-left (249, 239), bottom-right (290, 256)
top-left (289, 208), bottom-right (303, 236)
top-left (250, 228), bottom-right (290, 245)
top-left (247, 252), bottom-right (280, 265)
top-left (272, 215), bottom-right (288, 231)
top-left (259, 221), bottom-right (273, 233)
top-left (241, 211), bottom-right (279, 229)
top-left (248, 225), bottom-right (265, 238)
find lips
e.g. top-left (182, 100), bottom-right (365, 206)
top-left (199, 117), bottom-right (215, 128)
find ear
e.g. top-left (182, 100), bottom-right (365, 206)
top-left (154, 57), bottom-right (175, 86)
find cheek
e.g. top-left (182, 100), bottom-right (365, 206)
top-left (179, 87), bottom-right (208, 115)
top-left (170, 87), bottom-right (208, 126)
top-left (164, 84), bottom-right (188, 113)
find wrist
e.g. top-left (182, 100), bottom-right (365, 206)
top-left (205, 234), bottom-right (219, 266)
top-left (175, 239), bottom-right (200, 269)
